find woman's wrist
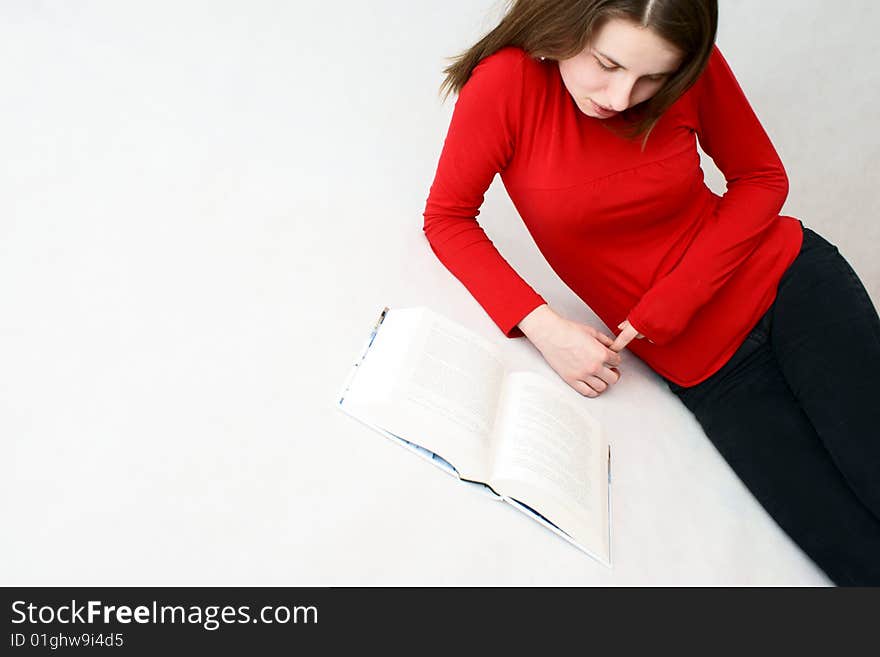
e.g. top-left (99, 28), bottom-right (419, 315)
top-left (517, 303), bottom-right (558, 342)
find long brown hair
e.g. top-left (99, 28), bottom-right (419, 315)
top-left (439, 0), bottom-right (718, 151)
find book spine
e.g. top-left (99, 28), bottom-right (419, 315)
top-left (337, 306), bottom-right (390, 405)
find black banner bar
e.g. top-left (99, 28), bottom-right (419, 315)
top-left (2, 587), bottom-right (877, 653)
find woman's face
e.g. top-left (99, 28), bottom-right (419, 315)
top-left (558, 18), bottom-right (684, 119)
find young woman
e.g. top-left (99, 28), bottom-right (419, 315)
top-left (422, 0), bottom-right (880, 585)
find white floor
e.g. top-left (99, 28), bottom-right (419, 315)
top-left (1, 1), bottom-right (876, 585)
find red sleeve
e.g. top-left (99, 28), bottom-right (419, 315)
top-left (422, 47), bottom-right (547, 338)
top-left (627, 44), bottom-right (790, 345)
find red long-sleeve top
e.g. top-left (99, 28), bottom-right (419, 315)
top-left (422, 44), bottom-right (803, 387)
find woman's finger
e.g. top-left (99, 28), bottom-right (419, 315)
top-left (595, 332), bottom-right (615, 346)
top-left (611, 328), bottom-right (635, 352)
top-left (571, 379), bottom-right (598, 398)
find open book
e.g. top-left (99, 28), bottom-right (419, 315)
top-left (336, 306), bottom-right (612, 567)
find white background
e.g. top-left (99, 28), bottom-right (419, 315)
top-left (1, 1), bottom-right (877, 585)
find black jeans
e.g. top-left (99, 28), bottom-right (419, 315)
top-left (662, 222), bottom-right (880, 586)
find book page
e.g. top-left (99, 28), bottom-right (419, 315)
top-left (488, 371), bottom-right (609, 556)
top-left (341, 307), bottom-right (507, 483)
top-left (402, 310), bottom-right (505, 438)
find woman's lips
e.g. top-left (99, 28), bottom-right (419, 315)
top-left (590, 99), bottom-right (618, 116)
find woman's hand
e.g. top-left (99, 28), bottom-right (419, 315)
top-left (518, 305), bottom-right (623, 398)
top-left (611, 319), bottom-right (652, 351)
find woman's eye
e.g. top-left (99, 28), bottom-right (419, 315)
top-left (598, 58), bottom-right (665, 82)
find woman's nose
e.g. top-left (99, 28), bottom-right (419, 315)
top-left (606, 78), bottom-right (636, 112)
